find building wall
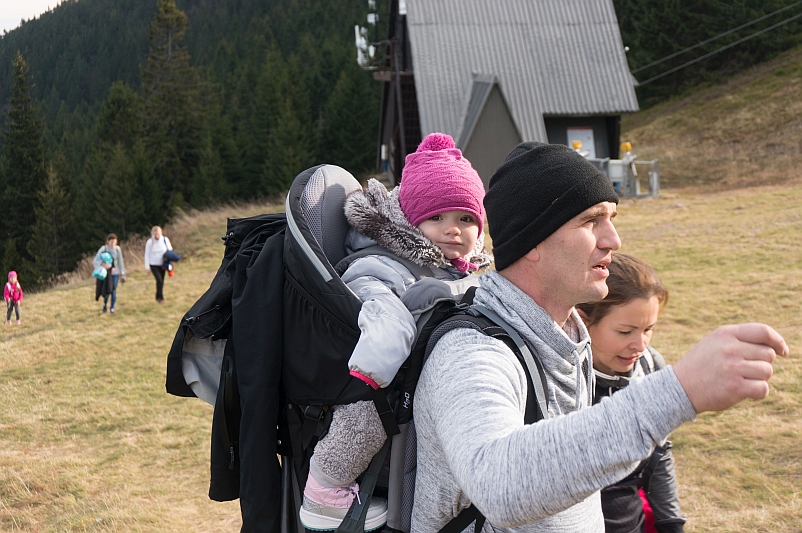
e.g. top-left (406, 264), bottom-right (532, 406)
top-left (543, 116), bottom-right (619, 159)
top-left (463, 86), bottom-right (522, 189)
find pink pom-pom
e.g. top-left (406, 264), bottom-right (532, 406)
top-left (417, 132), bottom-right (455, 152)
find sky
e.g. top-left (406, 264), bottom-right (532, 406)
top-left (0, 0), bottom-right (60, 34)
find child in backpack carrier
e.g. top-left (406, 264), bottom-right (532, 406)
top-left (299, 133), bottom-right (493, 531)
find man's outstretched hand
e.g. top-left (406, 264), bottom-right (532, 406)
top-left (673, 323), bottom-right (789, 413)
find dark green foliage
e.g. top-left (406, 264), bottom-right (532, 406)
top-left (1, 237), bottom-right (23, 281)
top-left (614, 0), bottom-right (802, 106)
top-left (0, 52), bottom-right (48, 260)
top-left (140, 0), bottom-right (202, 208)
top-left (321, 64), bottom-right (381, 176)
top-left (27, 164), bottom-right (80, 281)
top-left (0, 0), bottom-right (384, 282)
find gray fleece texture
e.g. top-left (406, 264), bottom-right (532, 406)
top-left (310, 400), bottom-right (388, 487)
top-left (412, 271), bottom-right (696, 532)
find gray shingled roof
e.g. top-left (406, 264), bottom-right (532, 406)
top-left (405, 0), bottom-right (639, 142)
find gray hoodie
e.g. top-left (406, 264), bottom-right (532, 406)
top-left (412, 270), bottom-right (696, 532)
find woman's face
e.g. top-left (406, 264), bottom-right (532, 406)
top-left (152, 229), bottom-right (162, 240)
top-left (586, 296), bottom-right (660, 375)
top-left (107, 238), bottom-right (117, 248)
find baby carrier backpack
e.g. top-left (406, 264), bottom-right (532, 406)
top-left (165, 164), bottom-right (548, 533)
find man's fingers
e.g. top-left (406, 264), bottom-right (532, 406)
top-left (738, 359), bottom-right (774, 381)
top-left (740, 378), bottom-right (770, 401)
top-left (728, 323), bottom-right (789, 356)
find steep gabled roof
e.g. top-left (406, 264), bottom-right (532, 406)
top-left (405, 0), bottom-right (639, 142)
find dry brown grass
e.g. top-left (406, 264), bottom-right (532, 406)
top-left (2, 185), bottom-right (799, 532)
top-left (0, 200), bottom-right (282, 532)
top-left (622, 45), bottom-right (802, 191)
top-left (615, 184), bottom-right (802, 533)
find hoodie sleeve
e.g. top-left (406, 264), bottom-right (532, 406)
top-left (341, 256), bottom-right (418, 388)
top-left (116, 245), bottom-right (126, 276)
top-left (413, 328), bottom-right (696, 529)
top-left (92, 247), bottom-right (104, 269)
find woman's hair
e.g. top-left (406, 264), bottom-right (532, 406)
top-left (106, 233), bottom-right (118, 242)
top-left (151, 226), bottom-right (162, 235)
top-left (576, 253), bottom-right (668, 327)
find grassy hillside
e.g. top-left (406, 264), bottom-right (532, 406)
top-left (2, 47), bottom-right (802, 528)
top-left (1, 183), bottom-right (799, 531)
top-left (622, 44), bottom-right (802, 190)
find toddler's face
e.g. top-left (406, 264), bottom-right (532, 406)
top-left (417, 210), bottom-right (480, 260)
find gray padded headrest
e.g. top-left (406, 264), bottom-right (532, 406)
top-left (299, 165), bottom-right (362, 266)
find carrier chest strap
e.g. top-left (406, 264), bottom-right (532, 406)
top-left (437, 504), bottom-right (485, 533)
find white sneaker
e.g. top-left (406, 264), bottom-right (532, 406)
top-left (299, 475), bottom-right (387, 531)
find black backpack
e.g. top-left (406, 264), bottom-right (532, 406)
top-left (165, 164), bottom-right (548, 533)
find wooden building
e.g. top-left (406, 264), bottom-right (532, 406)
top-left (374, 0), bottom-right (639, 187)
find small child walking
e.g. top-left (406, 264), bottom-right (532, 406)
top-left (4, 271), bottom-right (23, 325)
top-left (299, 133), bottom-right (492, 531)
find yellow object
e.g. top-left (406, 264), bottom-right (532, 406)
top-left (620, 141), bottom-right (632, 153)
top-left (571, 140), bottom-right (583, 150)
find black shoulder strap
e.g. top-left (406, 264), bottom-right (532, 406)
top-left (427, 305), bottom-right (550, 532)
top-left (335, 245), bottom-right (433, 280)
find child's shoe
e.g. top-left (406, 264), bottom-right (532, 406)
top-left (168, 264), bottom-right (174, 277)
top-left (109, 308), bottom-right (115, 314)
top-left (102, 304), bottom-right (107, 313)
top-left (299, 475), bottom-right (387, 531)
top-left (15, 320), bottom-right (20, 325)
top-left (5, 320), bottom-right (10, 326)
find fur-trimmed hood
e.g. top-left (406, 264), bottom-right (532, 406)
top-left (344, 179), bottom-right (493, 271)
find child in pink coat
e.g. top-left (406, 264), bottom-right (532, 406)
top-left (4, 271), bottom-right (23, 325)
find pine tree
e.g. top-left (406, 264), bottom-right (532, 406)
top-left (0, 51), bottom-right (48, 256)
top-left (320, 64), bottom-right (380, 176)
top-left (140, 0), bottom-right (202, 211)
top-left (3, 237), bottom-right (21, 281)
top-left (27, 164), bottom-right (79, 281)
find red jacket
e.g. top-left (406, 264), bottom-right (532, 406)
top-left (4, 282), bottom-right (23, 303)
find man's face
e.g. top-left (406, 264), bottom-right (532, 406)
top-left (532, 201), bottom-right (621, 307)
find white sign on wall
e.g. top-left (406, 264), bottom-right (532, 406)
top-left (566, 127), bottom-right (595, 158)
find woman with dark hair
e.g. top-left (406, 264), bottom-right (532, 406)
top-left (577, 253), bottom-right (686, 533)
top-left (93, 233), bottom-right (126, 313)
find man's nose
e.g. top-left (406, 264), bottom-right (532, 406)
top-left (600, 220), bottom-right (622, 251)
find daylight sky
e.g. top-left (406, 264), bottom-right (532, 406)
top-left (0, 0), bottom-right (60, 34)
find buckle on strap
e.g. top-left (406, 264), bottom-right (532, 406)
top-left (303, 405), bottom-right (325, 422)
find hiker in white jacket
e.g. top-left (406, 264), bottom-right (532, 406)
top-left (412, 142), bottom-right (788, 532)
top-left (144, 225), bottom-right (173, 304)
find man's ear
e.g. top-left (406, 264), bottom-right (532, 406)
top-left (523, 247), bottom-right (540, 262)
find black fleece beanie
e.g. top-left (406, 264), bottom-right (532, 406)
top-left (485, 142), bottom-right (619, 271)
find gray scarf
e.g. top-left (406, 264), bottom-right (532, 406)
top-left (475, 270), bottom-right (595, 416)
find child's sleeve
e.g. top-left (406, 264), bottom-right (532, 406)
top-left (342, 257), bottom-right (417, 388)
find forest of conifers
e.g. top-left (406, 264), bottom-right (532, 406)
top-left (0, 0), bottom-right (800, 288)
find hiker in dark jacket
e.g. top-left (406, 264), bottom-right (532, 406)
top-left (411, 142), bottom-right (787, 533)
top-left (300, 133), bottom-right (492, 531)
top-left (577, 253), bottom-right (686, 533)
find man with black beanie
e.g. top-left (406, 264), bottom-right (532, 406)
top-left (411, 142), bottom-right (787, 532)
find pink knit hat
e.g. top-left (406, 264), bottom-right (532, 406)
top-left (399, 133), bottom-right (485, 235)
top-left (7, 271), bottom-right (17, 280)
